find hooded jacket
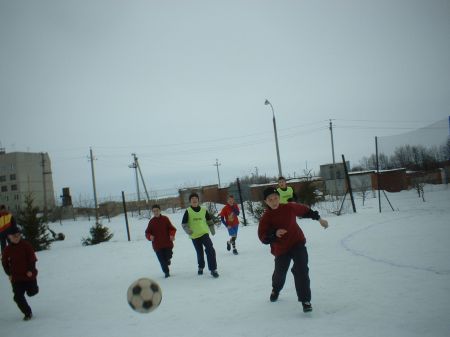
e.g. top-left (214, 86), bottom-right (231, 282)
top-left (258, 203), bottom-right (320, 256)
top-left (2, 239), bottom-right (38, 282)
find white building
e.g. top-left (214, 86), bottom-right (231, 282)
top-left (319, 162), bottom-right (349, 195)
top-left (0, 150), bottom-right (55, 212)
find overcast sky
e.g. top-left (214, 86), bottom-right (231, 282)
top-left (1, 0), bottom-right (449, 202)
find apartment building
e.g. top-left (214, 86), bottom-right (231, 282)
top-left (0, 149), bottom-right (55, 212)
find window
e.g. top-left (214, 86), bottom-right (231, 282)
top-left (1, 185), bottom-right (7, 192)
top-left (10, 174), bottom-right (16, 180)
top-left (0, 176), bottom-right (5, 182)
top-left (11, 184), bottom-right (17, 191)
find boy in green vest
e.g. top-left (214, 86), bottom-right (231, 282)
top-left (276, 176), bottom-right (297, 204)
top-left (181, 192), bottom-right (219, 278)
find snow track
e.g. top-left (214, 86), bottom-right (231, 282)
top-left (340, 213), bottom-right (450, 275)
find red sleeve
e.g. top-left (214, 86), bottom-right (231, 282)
top-left (24, 241), bottom-right (38, 277)
top-left (1, 247), bottom-right (10, 275)
top-left (257, 211), bottom-right (271, 244)
top-left (165, 216), bottom-right (177, 237)
top-left (290, 203), bottom-right (311, 217)
top-left (145, 220), bottom-right (153, 241)
top-left (27, 242), bottom-right (37, 262)
top-left (219, 206), bottom-right (226, 217)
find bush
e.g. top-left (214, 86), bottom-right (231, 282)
top-left (17, 195), bottom-right (53, 251)
top-left (252, 202), bottom-right (266, 221)
top-left (204, 202), bottom-right (220, 225)
top-left (82, 222), bottom-right (113, 246)
top-left (297, 181), bottom-right (321, 206)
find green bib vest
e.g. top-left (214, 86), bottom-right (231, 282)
top-left (277, 186), bottom-right (294, 204)
top-left (187, 207), bottom-right (210, 239)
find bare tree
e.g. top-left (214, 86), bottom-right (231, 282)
top-left (357, 182), bottom-right (371, 206)
top-left (360, 154), bottom-right (390, 170)
top-left (76, 194), bottom-right (93, 221)
top-left (413, 178), bottom-right (426, 202)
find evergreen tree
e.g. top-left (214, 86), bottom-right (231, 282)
top-left (204, 202), bottom-right (220, 225)
top-left (17, 194), bottom-right (52, 251)
top-left (252, 201), bottom-right (266, 221)
top-left (82, 222), bottom-right (113, 246)
top-left (297, 180), bottom-right (322, 206)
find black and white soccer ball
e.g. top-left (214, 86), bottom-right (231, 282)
top-left (127, 278), bottom-right (162, 313)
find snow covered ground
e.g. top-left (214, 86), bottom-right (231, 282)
top-left (1, 185), bottom-right (450, 337)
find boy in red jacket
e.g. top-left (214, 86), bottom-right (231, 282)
top-left (1, 226), bottom-right (39, 321)
top-left (258, 187), bottom-right (328, 313)
top-left (145, 205), bottom-right (177, 278)
top-left (219, 195), bottom-right (240, 255)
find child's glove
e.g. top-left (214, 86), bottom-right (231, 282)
top-left (209, 225), bottom-right (216, 236)
top-left (182, 223), bottom-right (193, 235)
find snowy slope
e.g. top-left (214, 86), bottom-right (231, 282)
top-left (1, 186), bottom-right (449, 337)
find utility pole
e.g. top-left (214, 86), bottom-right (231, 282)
top-left (135, 155), bottom-right (151, 202)
top-left (375, 136), bottom-right (381, 213)
top-left (89, 147), bottom-right (99, 224)
top-left (130, 153), bottom-right (141, 215)
top-left (214, 158), bottom-right (221, 187)
top-left (40, 152), bottom-right (51, 219)
top-left (329, 119), bottom-right (338, 199)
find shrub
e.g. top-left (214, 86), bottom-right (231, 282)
top-left (82, 222), bottom-right (113, 246)
top-left (17, 194), bottom-right (52, 251)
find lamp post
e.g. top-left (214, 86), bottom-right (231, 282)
top-left (265, 99), bottom-right (282, 177)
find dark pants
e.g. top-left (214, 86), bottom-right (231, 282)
top-left (155, 248), bottom-right (173, 274)
top-left (192, 234), bottom-right (217, 271)
top-left (272, 244), bottom-right (311, 302)
top-left (12, 280), bottom-right (39, 315)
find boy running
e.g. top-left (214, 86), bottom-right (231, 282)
top-left (276, 176), bottom-right (297, 204)
top-left (1, 226), bottom-right (39, 321)
top-left (219, 195), bottom-right (240, 255)
top-left (181, 192), bottom-right (219, 278)
top-left (258, 187), bottom-right (328, 313)
top-left (145, 204), bottom-right (177, 278)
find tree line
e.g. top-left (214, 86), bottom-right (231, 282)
top-left (353, 141), bottom-right (449, 172)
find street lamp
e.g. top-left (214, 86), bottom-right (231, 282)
top-left (264, 99), bottom-right (282, 177)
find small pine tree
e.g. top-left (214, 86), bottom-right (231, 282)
top-left (252, 201), bottom-right (266, 221)
top-left (297, 181), bottom-right (320, 206)
top-left (204, 202), bottom-right (220, 225)
top-left (17, 194), bottom-right (52, 251)
top-left (82, 222), bottom-right (113, 246)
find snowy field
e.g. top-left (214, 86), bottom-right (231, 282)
top-left (1, 185), bottom-right (450, 337)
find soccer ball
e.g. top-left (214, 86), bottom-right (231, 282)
top-left (127, 278), bottom-right (162, 313)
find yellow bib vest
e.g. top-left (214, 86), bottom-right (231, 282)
top-left (277, 186), bottom-right (294, 204)
top-left (0, 213), bottom-right (13, 232)
top-left (187, 207), bottom-right (210, 239)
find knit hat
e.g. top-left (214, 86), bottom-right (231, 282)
top-left (189, 192), bottom-right (200, 201)
top-left (6, 226), bottom-right (21, 235)
top-left (263, 187), bottom-right (279, 200)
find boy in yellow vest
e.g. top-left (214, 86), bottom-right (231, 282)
top-left (181, 193), bottom-right (219, 278)
top-left (276, 176), bottom-right (297, 204)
